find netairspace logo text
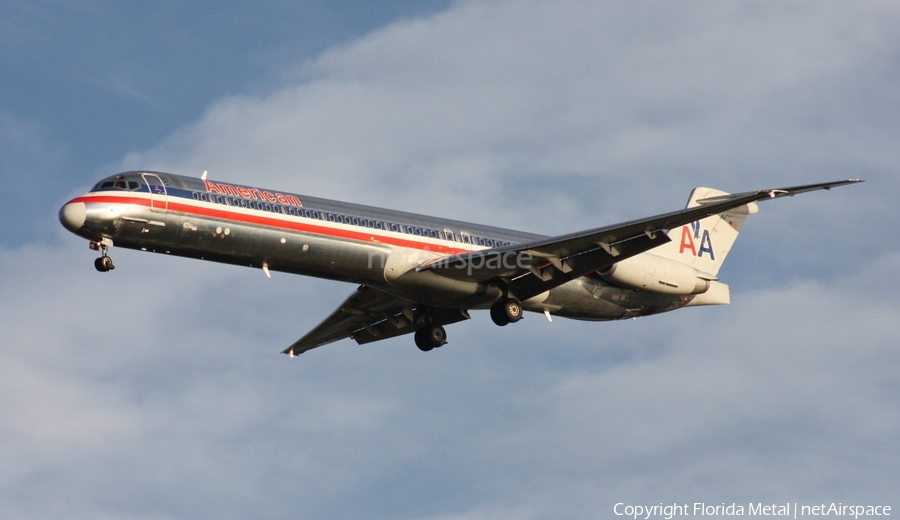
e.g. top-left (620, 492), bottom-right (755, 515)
top-left (614, 503), bottom-right (891, 520)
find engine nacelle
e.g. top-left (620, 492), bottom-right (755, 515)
top-left (599, 253), bottom-right (711, 295)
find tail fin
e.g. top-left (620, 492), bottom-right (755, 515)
top-left (653, 187), bottom-right (758, 277)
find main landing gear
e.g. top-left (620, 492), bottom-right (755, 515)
top-left (415, 299), bottom-right (522, 352)
top-left (490, 299), bottom-right (523, 327)
top-left (90, 240), bottom-right (115, 272)
top-left (414, 324), bottom-right (447, 352)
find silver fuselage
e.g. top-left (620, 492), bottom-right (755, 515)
top-left (59, 171), bottom-right (692, 320)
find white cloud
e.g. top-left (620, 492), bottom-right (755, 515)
top-left (123, 1), bottom-right (897, 232)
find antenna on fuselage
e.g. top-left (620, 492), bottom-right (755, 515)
top-left (201, 170), bottom-right (208, 181)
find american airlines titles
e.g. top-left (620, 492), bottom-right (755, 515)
top-left (204, 179), bottom-right (302, 207)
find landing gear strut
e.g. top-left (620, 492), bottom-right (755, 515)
top-left (415, 324), bottom-right (447, 352)
top-left (490, 299), bottom-right (523, 327)
top-left (91, 241), bottom-right (115, 272)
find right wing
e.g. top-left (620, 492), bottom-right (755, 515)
top-left (283, 285), bottom-right (469, 357)
top-left (417, 179), bottom-right (862, 302)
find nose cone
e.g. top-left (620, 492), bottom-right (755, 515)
top-left (59, 201), bottom-right (86, 233)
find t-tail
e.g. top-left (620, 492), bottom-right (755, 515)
top-left (654, 187), bottom-right (760, 306)
top-left (598, 187), bottom-right (759, 307)
top-left (654, 187), bottom-right (758, 277)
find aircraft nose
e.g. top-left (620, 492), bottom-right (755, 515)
top-left (59, 201), bottom-right (86, 233)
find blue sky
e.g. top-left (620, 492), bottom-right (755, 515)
top-left (2, 0), bottom-right (450, 244)
top-left (2, 1), bottom-right (899, 519)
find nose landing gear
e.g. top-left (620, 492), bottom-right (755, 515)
top-left (90, 240), bottom-right (115, 272)
top-left (94, 255), bottom-right (115, 272)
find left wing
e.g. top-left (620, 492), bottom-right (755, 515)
top-left (283, 285), bottom-right (469, 357)
top-left (418, 179), bottom-right (862, 301)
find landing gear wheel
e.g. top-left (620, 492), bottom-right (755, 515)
top-left (490, 299), bottom-right (522, 326)
top-left (94, 255), bottom-right (115, 272)
top-left (415, 324), bottom-right (447, 352)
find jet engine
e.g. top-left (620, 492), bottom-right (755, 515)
top-left (599, 253), bottom-right (711, 295)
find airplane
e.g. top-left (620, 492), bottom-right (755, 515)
top-left (59, 171), bottom-right (861, 356)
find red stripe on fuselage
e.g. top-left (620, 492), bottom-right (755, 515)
top-left (71, 193), bottom-right (472, 255)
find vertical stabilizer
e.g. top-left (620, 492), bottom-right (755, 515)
top-left (653, 187), bottom-right (758, 277)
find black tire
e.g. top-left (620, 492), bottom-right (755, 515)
top-left (490, 302), bottom-right (510, 326)
top-left (415, 324), bottom-right (446, 351)
top-left (491, 299), bottom-right (522, 326)
top-left (504, 300), bottom-right (523, 323)
top-left (94, 256), bottom-right (111, 272)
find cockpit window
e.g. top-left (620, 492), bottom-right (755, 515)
top-left (93, 176), bottom-right (143, 192)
